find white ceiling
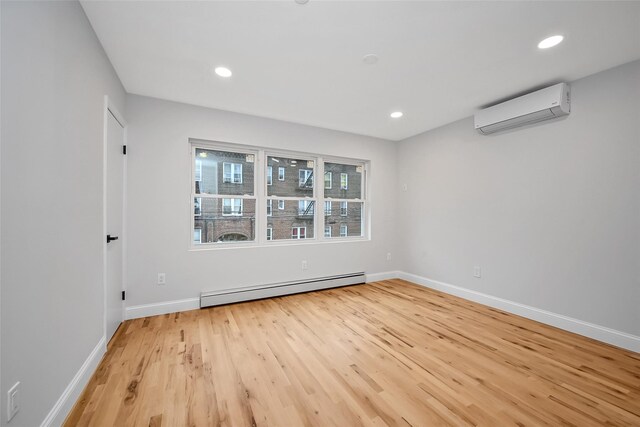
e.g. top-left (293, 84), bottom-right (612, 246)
top-left (81, 1), bottom-right (640, 141)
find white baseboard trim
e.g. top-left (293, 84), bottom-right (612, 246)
top-left (41, 336), bottom-right (107, 427)
top-left (397, 271), bottom-right (640, 353)
top-left (365, 271), bottom-right (400, 283)
top-left (125, 297), bottom-right (200, 320)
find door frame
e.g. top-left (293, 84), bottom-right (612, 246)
top-left (102, 95), bottom-right (128, 344)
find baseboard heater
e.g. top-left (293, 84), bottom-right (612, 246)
top-left (200, 272), bottom-right (365, 308)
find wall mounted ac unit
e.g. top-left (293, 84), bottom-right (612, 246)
top-left (474, 83), bottom-right (570, 135)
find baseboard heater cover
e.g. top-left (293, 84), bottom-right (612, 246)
top-left (200, 272), bottom-right (365, 308)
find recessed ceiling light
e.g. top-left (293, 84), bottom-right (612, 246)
top-left (537, 35), bottom-right (564, 49)
top-left (363, 54), bottom-right (379, 65)
top-left (390, 111), bottom-right (403, 118)
top-left (295, 0), bottom-right (309, 4)
top-left (214, 66), bottom-right (232, 78)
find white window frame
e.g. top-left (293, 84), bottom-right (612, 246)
top-left (222, 198), bottom-right (243, 216)
top-left (194, 197), bottom-right (202, 216)
top-left (194, 228), bottom-right (202, 243)
top-left (223, 162), bottom-right (243, 184)
top-left (340, 224), bottom-right (347, 237)
top-left (267, 165), bottom-right (273, 186)
top-left (267, 199), bottom-right (272, 216)
top-left (324, 171), bottom-right (332, 189)
top-left (324, 226), bottom-right (332, 238)
top-left (267, 227), bottom-right (273, 241)
top-left (190, 139), bottom-right (368, 249)
top-left (278, 166), bottom-right (285, 181)
top-left (324, 201), bottom-right (332, 216)
top-left (292, 226), bottom-right (306, 239)
top-left (340, 173), bottom-right (348, 190)
top-left (195, 159), bottom-right (202, 182)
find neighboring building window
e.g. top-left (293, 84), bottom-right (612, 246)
top-left (267, 199), bottom-right (272, 216)
top-left (340, 224), bottom-right (347, 237)
top-left (278, 167), bottom-right (285, 181)
top-left (267, 227), bottom-right (273, 241)
top-left (195, 159), bottom-right (202, 182)
top-left (324, 226), bottom-right (332, 238)
top-left (298, 200), bottom-right (314, 216)
top-left (324, 172), bottom-right (332, 189)
top-left (267, 166), bottom-right (273, 186)
top-left (194, 228), bottom-right (202, 244)
top-left (194, 198), bottom-right (202, 216)
top-left (292, 227), bottom-right (306, 239)
top-left (299, 169), bottom-right (313, 188)
top-left (340, 173), bottom-right (348, 190)
top-left (340, 201), bottom-right (348, 216)
top-left (324, 201), bottom-right (332, 216)
top-left (223, 162), bottom-right (243, 184)
top-left (222, 198), bottom-right (243, 216)
top-left (278, 200), bottom-right (285, 210)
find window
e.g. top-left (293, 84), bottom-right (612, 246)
top-left (195, 159), bottom-right (202, 182)
top-left (298, 200), bottom-right (314, 216)
top-left (340, 173), bottom-right (348, 190)
top-left (193, 146), bottom-right (256, 245)
top-left (223, 198), bottom-right (243, 216)
top-left (223, 162), bottom-right (243, 184)
top-left (268, 156), bottom-right (316, 241)
top-left (192, 141), bottom-right (366, 246)
top-left (324, 162), bottom-right (364, 239)
top-left (292, 227), bottom-right (306, 239)
top-left (299, 169), bottom-right (313, 188)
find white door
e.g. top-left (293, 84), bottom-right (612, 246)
top-left (105, 109), bottom-right (125, 343)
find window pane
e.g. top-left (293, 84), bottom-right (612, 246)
top-left (268, 199), bottom-right (315, 240)
top-left (324, 201), bottom-right (363, 238)
top-left (324, 162), bottom-right (362, 199)
top-left (267, 156), bottom-right (314, 197)
top-left (194, 198), bottom-right (256, 243)
top-left (195, 148), bottom-right (254, 196)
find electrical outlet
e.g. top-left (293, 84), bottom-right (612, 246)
top-left (386, 252), bottom-right (392, 261)
top-left (301, 260), bottom-right (308, 271)
top-left (157, 273), bottom-right (166, 285)
top-left (7, 382), bottom-right (19, 422)
top-left (473, 266), bottom-right (482, 278)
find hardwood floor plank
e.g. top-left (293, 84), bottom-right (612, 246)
top-left (64, 279), bottom-right (640, 426)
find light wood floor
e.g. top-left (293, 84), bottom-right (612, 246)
top-left (65, 279), bottom-right (640, 426)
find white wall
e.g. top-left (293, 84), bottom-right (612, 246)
top-left (124, 95), bottom-right (398, 309)
top-left (398, 60), bottom-right (640, 337)
top-left (0, 2), bottom-right (126, 426)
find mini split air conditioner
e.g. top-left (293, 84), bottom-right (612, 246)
top-left (474, 83), bottom-right (571, 135)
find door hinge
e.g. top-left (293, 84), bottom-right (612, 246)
top-left (122, 145), bottom-right (127, 155)
top-left (122, 290), bottom-right (126, 301)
